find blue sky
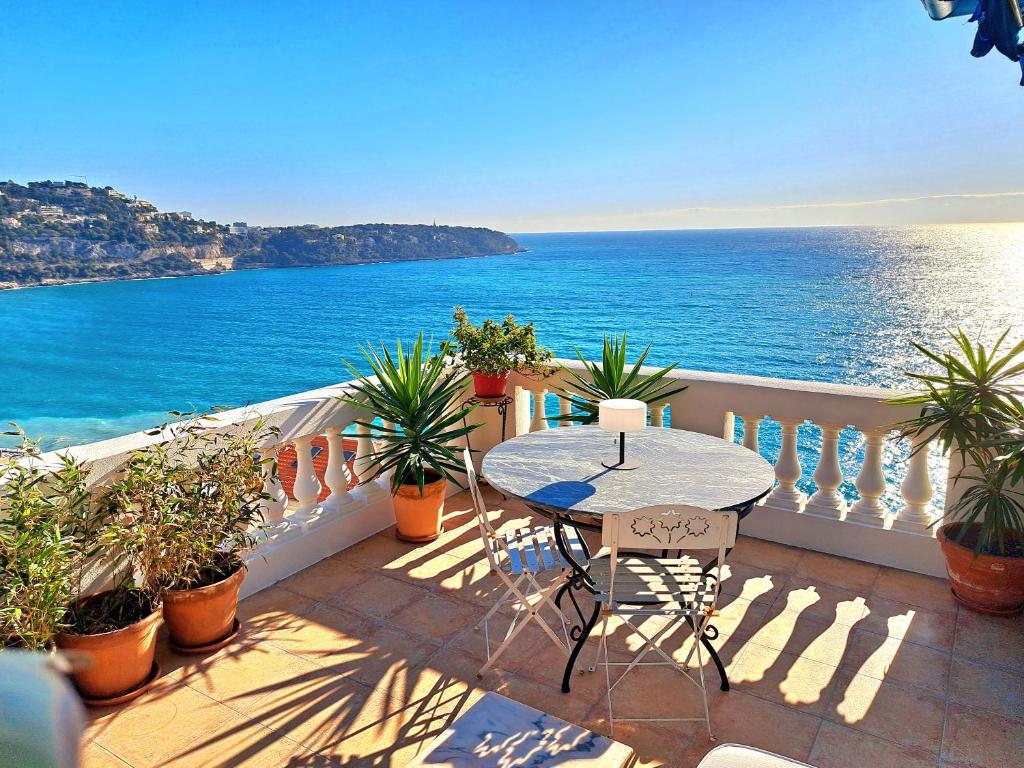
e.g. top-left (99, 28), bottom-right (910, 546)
top-left (2, 1), bottom-right (1021, 231)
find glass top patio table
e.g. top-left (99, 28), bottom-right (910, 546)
top-left (482, 424), bottom-right (775, 526)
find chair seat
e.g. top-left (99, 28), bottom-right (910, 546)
top-left (590, 555), bottom-right (715, 611)
top-left (494, 524), bottom-right (588, 575)
top-left (697, 743), bottom-right (816, 767)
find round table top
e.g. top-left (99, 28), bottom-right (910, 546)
top-left (482, 425), bottom-right (775, 518)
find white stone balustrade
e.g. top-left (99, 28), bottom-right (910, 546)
top-left (27, 357), bottom-right (953, 605)
top-left (510, 359), bottom-right (948, 577)
top-left (30, 382), bottom-right (396, 598)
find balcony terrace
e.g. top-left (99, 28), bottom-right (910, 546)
top-left (39, 361), bottom-right (1024, 767)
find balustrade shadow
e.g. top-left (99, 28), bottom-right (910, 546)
top-left (85, 489), bottom-right (944, 767)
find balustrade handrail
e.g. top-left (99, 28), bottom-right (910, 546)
top-left (29, 378), bottom-right (371, 482)
top-left (512, 358), bottom-right (919, 430)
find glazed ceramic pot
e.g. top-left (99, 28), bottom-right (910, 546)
top-left (472, 372), bottom-right (509, 398)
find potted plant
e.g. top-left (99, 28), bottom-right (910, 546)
top-left (892, 328), bottom-right (1024, 615)
top-left (553, 333), bottom-right (688, 423)
top-left (153, 416), bottom-right (276, 654)
top-left (54, 438), bottom-right (177, 705)
top-left (342, 333), bottom-right (479, 542)
top-left (1, 429), bottom-right (90, 653)
top-left (451, 306), bottom-right (552, 398)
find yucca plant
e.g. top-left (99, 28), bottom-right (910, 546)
top-left (341, 333), bottom-right (480, 495)
top-left (891, 328), bottom-right (1024, 556)
top-left (552, 333), bottom-right (688, 424)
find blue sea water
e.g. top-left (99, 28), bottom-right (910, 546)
top-left (3, 225), bottom-right (1023, 506)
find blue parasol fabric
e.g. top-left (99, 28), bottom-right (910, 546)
top-left (922, 0), bottom-right (1024, 85)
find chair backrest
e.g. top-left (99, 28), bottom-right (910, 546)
top-left (602, 505), bottom-right (737, 610)
top-left (602, 505), bottom-right (737, 553)
top-left (463, 448), bottom-right (503, 571)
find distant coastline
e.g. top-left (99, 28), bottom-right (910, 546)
top-left (0, 248), bottom-right (527, 292)
top-left (0, 180), bottom-right (524, 290)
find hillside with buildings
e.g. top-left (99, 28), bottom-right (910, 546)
top-left (0, 181), bottom-right (523, 288)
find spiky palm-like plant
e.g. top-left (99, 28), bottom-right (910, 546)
top-left (891, 328), bottom-right (1024, 556)
top-left (341, 334), bottom-right (479, 495)
top-left (552, 333), bottom-right (688, 425)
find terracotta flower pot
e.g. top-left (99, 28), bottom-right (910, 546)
top-left (162, 563), bottom-right (246, 653)
top-left (393, 472), bottom-right (447, 542)
top-left (938, 523), bottom-right (1024, 615)
top-left (472, 372), bottom-right (509, 398)
top-left (56, 593), bottom-right (162, 706)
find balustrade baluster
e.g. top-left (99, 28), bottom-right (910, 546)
top-left (738, 414), bottom-right (764, 452)
top-left (259, 445), bottom-right (288, 533)
top-left (291, 436), bottom-right (322, 517)
top-left (767, 418), bottom-right (806, 512)
top-left (847, 428), bottom-right (889, 525)
top-left (323, 427), bottom-right (352, 514)
top-left (651, 404), bottom-right (667, 428)
top-left (558, 396), bottom-right (573, 427)
top-left (893, 434), bottom-right (935, 532)
top-left (353, 422), bottom-right (376, 482)
top-left (805, 423), bottom-right (847, 519)
top-left (530, 389), bottom-right (549, 431)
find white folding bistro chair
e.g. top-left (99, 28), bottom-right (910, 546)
top-left (589, 504), bottom-right (737, 740)
top-left (463, 448), bottom-right (589, 678)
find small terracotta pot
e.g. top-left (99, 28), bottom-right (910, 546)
top-left (162, 563), bottom-right (246, 651)
top-left (938, 523), bottom-right (1024, 615)
top-left (393, 472), bottom-right (447, 542)
top-left (56, 593), bottom-right (162, 704)
top-left (472, 371), bottom-right (510, 398)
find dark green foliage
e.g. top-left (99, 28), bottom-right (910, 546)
top-left (891, 329), bottom-right (1024, 556)
top-left (553, 333), bottom-right (688, 424)
top-left (340, 334), bottom-right (480, 495)
top-left (450, 306), bottom-right (552, 376)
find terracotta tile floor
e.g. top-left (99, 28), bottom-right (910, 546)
top-left (84, 490), bottom-right (1024, 768)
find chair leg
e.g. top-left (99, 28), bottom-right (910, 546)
top-left (588, 614), bottom-right (608, 673)
top-left (600, 617), bottom-right (614, 738)
top-left (478, 574), bottom-right (568, 677)
top-left (694, 629), bottom-right (714, 741)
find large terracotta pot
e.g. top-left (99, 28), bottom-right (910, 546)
top-left (56, 593), bottom-right (162, 706)
top-left (162, 562), bottom-right (245, 653)
top-left (472, 372), bottom-right (509, 398)
top-left (938, 523), bottom-right (1024, 615)
top-left (393, 472), bottom-right (447, 542)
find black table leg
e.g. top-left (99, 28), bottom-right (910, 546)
top-left (545, 512), bottom-right (598, 693)
top-left (562, 601), bottom-right (600, 693)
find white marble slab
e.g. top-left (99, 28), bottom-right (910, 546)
top-left (406, 692), bottom-right (635, 767)
top-left (483, 425), bottom-right (775, 517)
